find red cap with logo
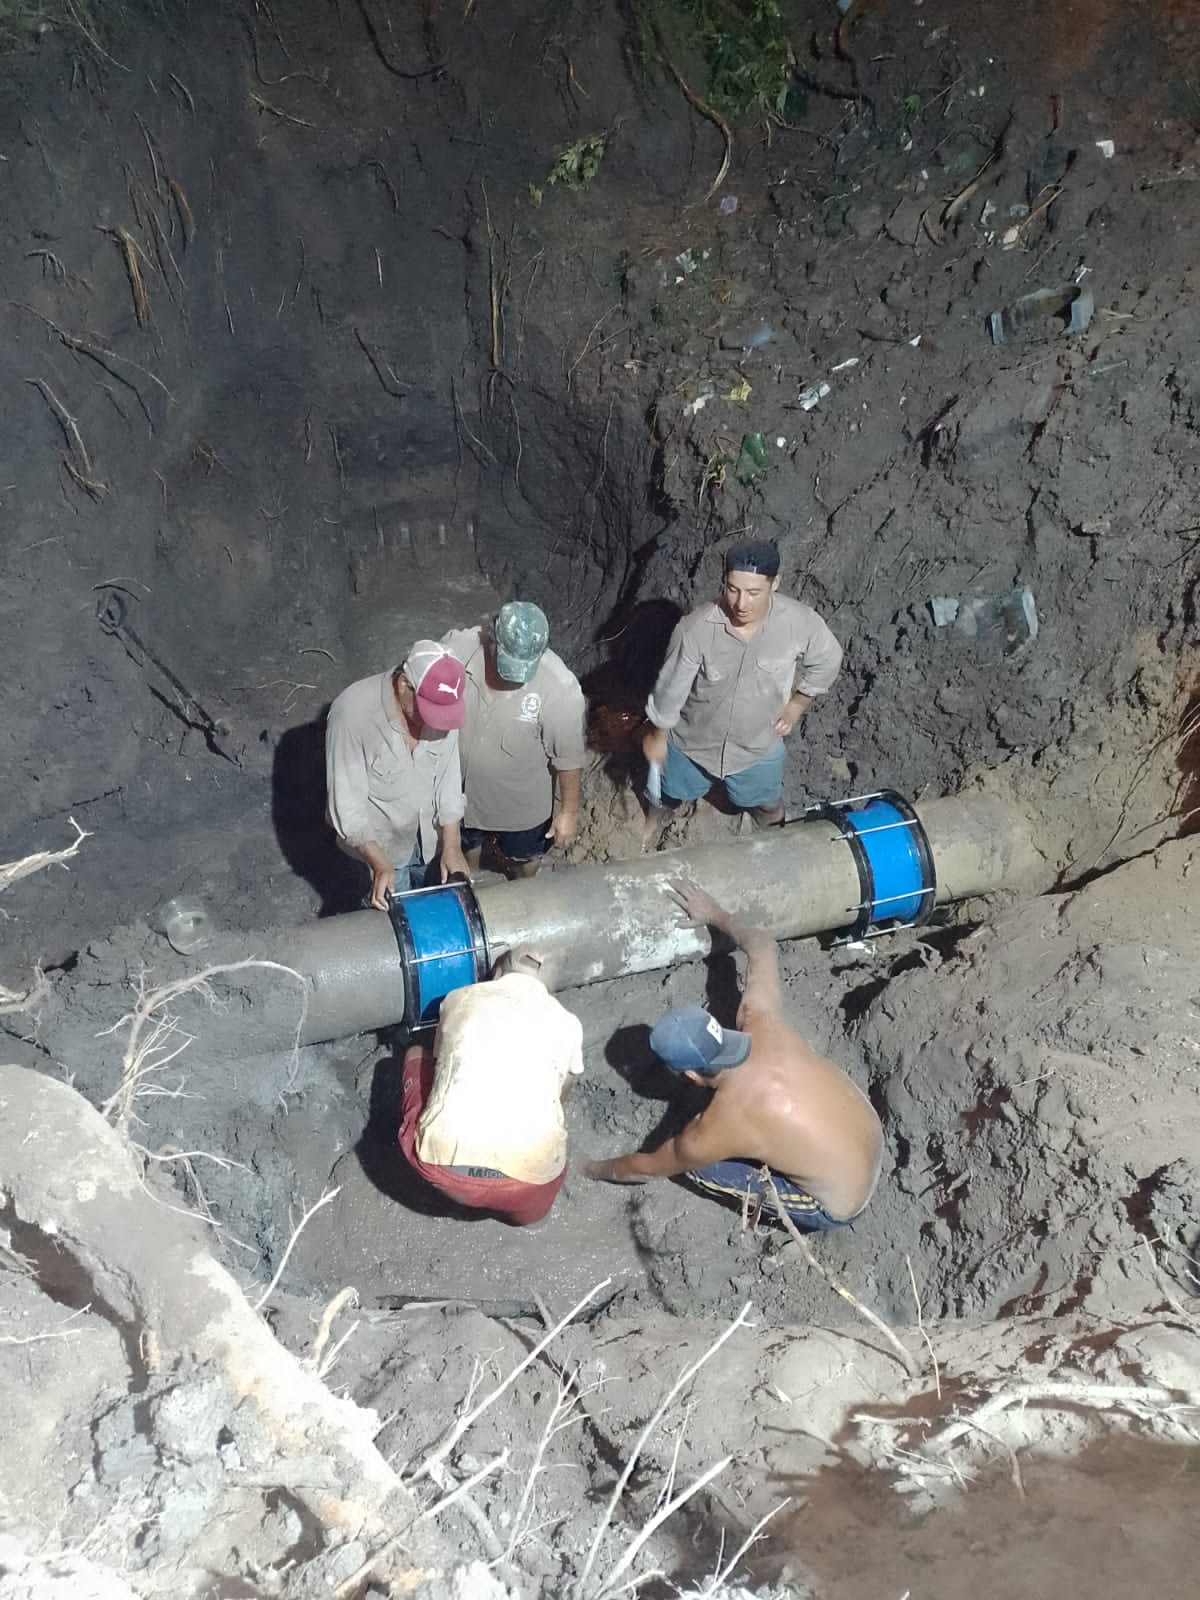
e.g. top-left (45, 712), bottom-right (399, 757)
top-left (403, 641), bottom-right (466, 730)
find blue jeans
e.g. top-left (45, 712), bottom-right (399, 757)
top-left (661, 740), bottom-right (786, 808)
top-left (400, 835), bottom-right (427, 891)
top-left (686, 1159), bottom-right (857, 1230)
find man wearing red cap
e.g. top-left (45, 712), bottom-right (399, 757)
top-left (325, 641), bottom-right (470, 908)
top-left (642, 538), bottom-right (843, 827)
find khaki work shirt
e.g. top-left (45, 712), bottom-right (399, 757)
top-left (441, 626), bottom-right (586, 832)
top-left (646, 595), bottom-right (843, 777)
top-left (325, 672), bottom-right (464, 866)
top-left (417, 974), bottom-right (584, 1184)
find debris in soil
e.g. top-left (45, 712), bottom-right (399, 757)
top-left (988, 281), bottom-right (1096, 343)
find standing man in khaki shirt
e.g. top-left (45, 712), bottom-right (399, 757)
top-left (441, 602), bottom-right (586, 877)
top-left (325, 640), bottom-right (470, 909)
top-left (642, 539), bottom-right (843, 827)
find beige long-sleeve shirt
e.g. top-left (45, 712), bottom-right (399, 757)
top-left (416, 974), bottom-right (584, 1184)
top-left (440, 625), bottom-right (586, 832)
top-left (646, 595), bottom-right (843, 777)
top-left (325, 672), bottom-right (464, 866)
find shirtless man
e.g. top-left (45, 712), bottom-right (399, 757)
top-left (584, 882), bottom-right (882, 1229)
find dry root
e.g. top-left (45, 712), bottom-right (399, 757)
top-left (97, 958), bottom-right (308, 1135)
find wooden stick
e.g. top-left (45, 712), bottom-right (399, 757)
top-left (250, 91), bottom-right (315, 129)
top-left (596, 1456), bottom-right (733, 1598)
top-left (0, 817), bottom-right (89, 892)
top-left (101, 226), bottom-right (150, 327)
top-left (694, 1498), bottom-right (791, 1597)
top-left (575, 1304), bottom-right (753, 1597)
top-left (307, 1285), bottom-right (359, 1372)
top-left (27, 378), bottom-right (93, 474)
top-left (411, 1278), bottom-right (612, 1483)
top-left (252, 1186), bottom-right (341, 1312)
top-left (766, 1175), bottom-right (918, 1376)
top-left (9, 300), bottom-right (172, 414)
top-left (168, 179), bottom-right (196, 244)
top-left (905, 1252), bottom-right (941, 1397)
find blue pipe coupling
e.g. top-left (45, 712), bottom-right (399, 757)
top-left (802, 790), bottom-right (937, 941)
top-left (386, 880), bottom-right (491, 1030)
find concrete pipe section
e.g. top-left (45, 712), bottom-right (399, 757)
top-left (273, 791), bottom-right (1037, 1046)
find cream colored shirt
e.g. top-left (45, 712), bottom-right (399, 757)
top-left (325, 672), bottom-right (464, 866)
top-left (416, 974), bottom-right (584, 1184)
top-left (440, 626), bottom-right (586, 832)
top-left (646, 595), bottom-right (843, 777)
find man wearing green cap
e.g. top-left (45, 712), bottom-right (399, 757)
top-left (642, 538), bottom-right (842, 827)
top-left (441, 602), bottom-right (587, 877)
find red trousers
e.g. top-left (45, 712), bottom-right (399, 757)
top-left (398, 1045), bottom-right (565, 1226)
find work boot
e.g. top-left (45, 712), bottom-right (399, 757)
top-left (749, 802), bottom-right (785, 829)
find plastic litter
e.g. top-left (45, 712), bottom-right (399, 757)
top-left (830, 356), bottom-right (860, 373)
top-left (930, 586), bottom-right (1039, 653)
top-left (735, 432), bottom-right (769, 483)
top-left (988, 284), bottom-right (1094, 345)
top-left (158, 895), bottom-right (214, 955)
top-left (646, 760), bottom-right (663, 808)
top-left (683, 383), bottom-right (715, 418)
top-left (1095, 139), bottom-right (1115, 158)
top-left (798, 381), bottom-right (832, 411)
top-left (674, 247), bottom-right (710, 281)
top-left (721, 325), bottom-right (775, 353)
top-left (718, 194), bottom-right (739, 215)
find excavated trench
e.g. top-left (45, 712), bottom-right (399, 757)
top-left (1, 0), bottom-right (1198, 1452)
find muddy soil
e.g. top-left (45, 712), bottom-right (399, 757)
top-left (1, 0), bottom-right (1199, 1594)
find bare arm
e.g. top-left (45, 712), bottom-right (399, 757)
top-left (584, 1108), bottom-right (737, 1184)
top-left (546, 764), bottom-right (582, 848)
top-left (670, 880), bottom-right (783, 1025)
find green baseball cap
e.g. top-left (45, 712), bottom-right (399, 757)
top-left (493, 601), bottom-right (549, 684)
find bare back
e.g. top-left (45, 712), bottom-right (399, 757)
top-left (702, 1013), bottom-right (883, 1219)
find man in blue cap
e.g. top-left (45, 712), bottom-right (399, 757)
top-left (642, 538), bottom-right (842, 827)
top-left (442, 601), bottom-right (586, 878)
top-left (584, 880), bottom-right (882, 1229)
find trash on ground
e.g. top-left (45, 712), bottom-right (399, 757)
top-left (725, 379), bottom-right (752, 403)
top-left (683, 383), bottom-right (715, 418)
top-left (1096, 139), bottom-right (1115, 159)
top-left (674, 247), bottom-right (710, 280)
top-left (830, 356), bottom-right (860, 372)
top-left (930, 586), bottom-right (1039, 652)
top-left (735, 432), bottom-right (769, 483)
top-left (721, 325), bottom-right (775, 353)
top-left (718, 194), bottom-right (739, 214)
top-left (798, 381), bottom-right (832, 411)
top-left (158, 895), bottom-right (214, 955)
top-left (774, 435), bottom-right (787, 448)
top-left (988, 284), bottom-right (1095, 345)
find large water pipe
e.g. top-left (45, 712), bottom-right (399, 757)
top-left (263, 792), bottom-right (1036, 1045)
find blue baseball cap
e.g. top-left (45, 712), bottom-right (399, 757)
top-left (649, 1004), bottom-right (752, 1074)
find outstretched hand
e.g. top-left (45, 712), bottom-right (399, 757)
top-left (583, 1158), bottom-right (646, 1185)
top-left (668, 878), bottom-right (727, 930)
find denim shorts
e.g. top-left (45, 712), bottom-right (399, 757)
top-left (686, 1158), bottom-right (857, 1231)
top-left (460, 819), bottom-right (552, 863)
top-left (661, 740), bottom-right (785, 808)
